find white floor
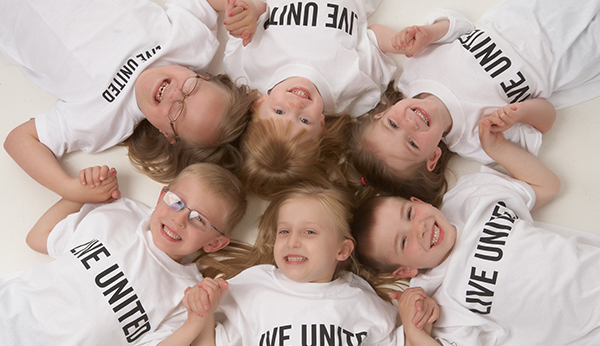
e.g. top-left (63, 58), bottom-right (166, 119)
top-left (1, 0), bottom-right (599, 276)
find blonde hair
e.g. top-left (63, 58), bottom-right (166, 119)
top-left (170, 162), bottom-right (247, 235)
top-left (197, 183), bottom-right (406, 302)
top-left (348, 82), bottom-right (454, 207)
top-left (125, 73), bottom-right (260, 183)
top-left (240, 113), bottom-right (352, 200)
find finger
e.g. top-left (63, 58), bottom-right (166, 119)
top-left (85, 168), bottom-right (96, 188)
top-left (79, 169), bottom-right (88, 186)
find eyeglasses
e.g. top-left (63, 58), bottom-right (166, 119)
top-left (161, 187), bottom-right (225, 236)
top-left (167, 74), bottom-right (210, 138)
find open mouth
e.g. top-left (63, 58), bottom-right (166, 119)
top-left (155, 80), bottom-right (170, 103)
top-left (285, 256), bottom-right (307, 263)
top-left (430, 223), bottom-right (441, 247)
top-left (413, 108), bottom-right (430, 126)
top-left (162, 224), bottom-right (182, 241)
top-left (287, 87), bottom-right (312, 101)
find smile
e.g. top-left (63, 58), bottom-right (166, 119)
top-left (285, 256), bottom-right (307, 262)
top-left (430, 223), bottom-right (440, 247)
top-left (288, 87), bottom-right (312, 101)
top-left (155, 80), bottom-right (170, 103)
top-left (413, 108), bottom-right (430, 126)
top-left (162, 225), bottom-right (182, 241)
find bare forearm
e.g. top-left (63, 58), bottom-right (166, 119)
top-left (519, 98), bottom-right (556, 133)
top-left (487, 140), bottom-right (560, 209)
top-left (4, 119), bottom-right (74, 198)
top-left (26, 198), bottom-right (84, 254)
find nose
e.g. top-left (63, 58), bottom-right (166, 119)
top-left (172, 208), bottom-right (188, 228)
top-left (411, 220), bottom-right (426, 240)
top-left (287, 232), bottom-right (301, 248)
top-left (403, 112), bottom-right (419, 132)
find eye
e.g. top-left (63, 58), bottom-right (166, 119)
top-left (408, 138), bottom-right (419, 149)
top-left (388, 119), bottom-right (398, 129)
top-left (275, 109), bottom-right (284, 115)
top-left (189, 211), bottom-right (206, 225)
top-left (401, 236), bottom-right (407, 250)
top-left (407, 206), bottom-right (413, 220)
top-left (300, 117), bottom-right (310, 124)
top-left (278, 229), bottom-right (289, 235)
top-left (305, 229), bottom-right (316, 234)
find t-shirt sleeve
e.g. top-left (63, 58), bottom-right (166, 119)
top-left (425, 9), bottom-right (475, 44)
top-left (46, 202), bottom-right (103, 258)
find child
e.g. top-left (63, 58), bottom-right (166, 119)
top-left (350, 116), bottom-right (600, 344)
top-left (1, 0), bottom-right (259, 203)
top-left (219, 0), bottom-right (419, 197)
top-left (164, 183), bottom-right (440, 345)
top-left (349, 0), bottom-right (600, 206)
top-left (0, 163), bottom-right (247, 345)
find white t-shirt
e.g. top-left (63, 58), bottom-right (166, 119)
top-left (0, 0), bottom-right (219, 158)
top-left (410, 169), bottom-right (600, 345)
top-left (399, 0), bottom-right (600, 164)
top-left (223, 0), bottom-right (397, 117)
top-left (0, 198), bottom-right (204, 346)
top-left (214, 264), bottom-right (402, 346)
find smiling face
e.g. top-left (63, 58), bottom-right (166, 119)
top-left (273, 196), bottom-right (353, 283)
top-left (254, 77), bottom-right (325, 142)
top-left (149, 174), bottom-right (230, 262)
top-left (135, 65), bottom-right (228, 146)
top-left (369, 196), bottom-right (456, 278)
top-left (367, 94), bottom-right (452, 175)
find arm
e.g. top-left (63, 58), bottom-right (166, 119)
top-left (479, 117), bottom-right (561, 209)
top-left (3, 119), bottom-right (120, 203)
top-left (26, 198), bottom-right (84, 254)
top-left (370, 20), bottom-right (450, 56)
top-left (207, 0), bottom-right (266, 46)
top-left (157, 277), bottom-right (228, 346)
top-left (486, 99), bottom-right (556, 134)
top-left (394, 287), bottom-right (440, 346)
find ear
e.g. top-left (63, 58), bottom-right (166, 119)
top-left (373, 111), bottom-right (385, 120)
top-left (252, 94), bottom-right (269, 111)
top-left (392, 266), bottom-right (419, 279)
top-left (409, 196), bottom-right (426, 204)
top-left (202, 236), bottom-right (231, 253)
top-left (425, 146), bottom-right (442, 172)
top-left (336, 239), bottom-right (355, 262)
top-left (157, 186), bottom-right (168, 207)
top-left (320, 113), bottom-right (326, 132)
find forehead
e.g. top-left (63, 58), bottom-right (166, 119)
top-left (169, 175), bottom-right (226, 222)
top-left (179, 81), bottom-right (229, 145)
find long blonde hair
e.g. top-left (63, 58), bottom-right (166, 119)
top-left (240, 113), bottom-right (352, 199)
top-left (197, 183), bottom-right (407, 302)
top-left (125, 73), bottom-right (260, 183)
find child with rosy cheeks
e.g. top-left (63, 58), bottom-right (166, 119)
top-left (350, 0), bottom-right (600, 207)
top-left (0, 163), bottom-right (248, 345)
top-left (346, 118), bottom-right (600, 345)
top-left (167, 184), bottom-right (440, 346)
top-left (2, 0), bottom-right (259, 204)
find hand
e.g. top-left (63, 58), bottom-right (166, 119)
top-left (64, 166), bottom-right (120, 203)
top-left (392, 25), bottom-right (434, 57)
top-left (182, 277), bottom-right (228, 318)
top-left (478, 116), bottom-right (509, 155)
top-left (392, 287), bottom-right (439, 330)
top-left (485, 103), bottom-right (523, 133)
top-left (224, 0), bottom-right (259, 46)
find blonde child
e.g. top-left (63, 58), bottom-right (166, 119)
top-left (217, 0), bottom-right (424, 197)
top-left (350, 115), bottom-right (600, 344)
top-left (162, 183), bottom-right (440, 345)
top-left (349, 0), bottom-right (600, 206)
top-left (0, 163), bottom-right (247, 345)
top-left (1, 0), bottom-right (259, 204)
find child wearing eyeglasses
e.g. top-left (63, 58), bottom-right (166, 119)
top-left (1, 0), bottom-right (259, 204)
top-left (0, 162), bottom-right (248, 345)
top-left (155, 183), bottom-right (441, 346)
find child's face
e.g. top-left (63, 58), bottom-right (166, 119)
top-left (273, 196), bottom-right (353, 283)
top-left (254, 77), bottom-right (325, 142)
top-left (149, 174), bottom-right (229, 262)
top-left (366, 94), bottom-right (451, 174)
top-left (135, 65), bottom-right (228, 146)
top-left (370, 197), bottom-right (456, 278)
